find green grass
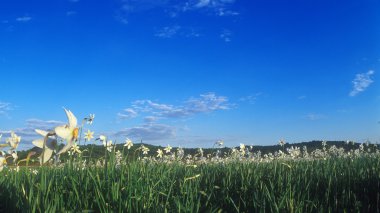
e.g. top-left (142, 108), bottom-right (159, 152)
top-left (1, 155), bottom-right (380, 212)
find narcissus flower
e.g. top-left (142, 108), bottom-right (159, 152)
top-left (164, 145), bottom-right (172, 153)
top-left (0, 156), bottom-right (6, 172)
top-left (32, 129), bottom-right (57, 164)
top-left (6, 131), bottom-right (21, 150)
top-left (124, 138), bottom-right (133, 149)
top-left (104, 140), bottom-right (113, 152)
top-left (55, 108), bottom-right (79, 155)
top-left (141, 145), bottom-right (150, 155)
top-left (71, 143), bottom-right (82, 154)
top-left (85, 114), bottom-right (95, 125)
top-left (156, 149), bottom-right (163, 158)
top-left (84, 130), bottom-right (94, 141)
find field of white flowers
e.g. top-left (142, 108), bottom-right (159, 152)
top-left (1, 109), bottom-right (379, 212)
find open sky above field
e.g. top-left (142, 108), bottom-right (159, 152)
top-left (0, 0), bottom-right (379, 149)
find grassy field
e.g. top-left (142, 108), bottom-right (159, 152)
top-left (1, 150), bottom-right (380, 212)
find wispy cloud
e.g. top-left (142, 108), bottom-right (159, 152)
top-left (0, 119), bottom-right (64, 137)
top-left (187, 0), bottom-right (236, 9)
top-left (117, 108), bottom-right (138, 120)
top-left (16, 16), bottom-right (32, 22)
top-left (25, 119), bottom-right (65, 130)
top-left (239, 93), bottom-right (262, 104)
top-left (155, 25), bottom-right (201, 39)
top-left (113, 123), bottom-right (176, 140)
top-left (0, 102), bottom-right (12, 116)
top-left (155, 25), bottom-right (181, 38)
top-left (119, 92), bottom-right (230, 121)
top-left (220, 29), bottom-right (232, 42)
top-left (131, 92), bottom-right (230, 119)
top-left (304, 113), bottom-right (327, 121)
top-left (217, 8), bottom-right (239, 16)
top-left (349, 70), bottom-right (375, 97)
top-left (297, 95), bottom-right (306, 100)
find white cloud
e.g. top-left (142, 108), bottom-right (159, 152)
top-left (25, 119), bottom-right (65, 130)
top-left (0, 119), bottom-right (64, 142)
top-left (155, 25), bottom-right (181, 38)
top-left (155, 25), bottom-right (201, 39)
top-left (130, 92), bottom-right (230, 119)
top-left (192, 0), bottom-right (235, 9)
top-left (113, 123), bottom-right (176, 140)
top-left (220, 29), bottom-right (232, 42)
top-left (239, 93), bottom-right (262, 104)
top-left (350, 70), bottom-right (375, 97)
top-left (217, 8), bottom-right (239, 16)
top-left (118, 108), bottom-right (138, 120)
top-left (118, 92), bottom-right (230, 122)
top-left (195, 0), bottom-right (211, 8)
top-left (0, 102), bottom-right (12, 115)
top-left (144, 116), bottom-right (159, 123)
top-left (16, 16), bottom-right (32, 22)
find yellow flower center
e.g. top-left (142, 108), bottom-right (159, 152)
top-left (73, 128), bottom-right (79, 140)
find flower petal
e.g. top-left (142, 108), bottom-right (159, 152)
top-left (56, 139), bottom-right (73, 155)
top-left (64, 108), bottom-right (77, 128)
top-left (35, 129), bottom-right (48, 137)
top-left (55, 125), bottom-right (71, 140)
top-left (32, 139), bottom-right (44, 148)
top-left (40, 148), bottom-right (54, 164)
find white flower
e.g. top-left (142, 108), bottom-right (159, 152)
top-left (55, 108), bottom-right (79, 155)
top-left (0, 156), bottom-right (6, 172)
top-left (32, 129), bottom-right (57, 164)
top-left (11, 151), bottom-right (18, 162)
top-left (124, 138), bottom-right (133, 149)
top-left (32, 169), bottom-right (38, 175)
top-left (240, 143), bottom-right (245, 151)
top-left (141, 145), bottom-right (149, 155)
top-left (105, 140), bottom-right (113, 152)
top-left (85, 114), bottom-right (95, 125)
top-left (71, 143), bottom-right (82, 154)
top-left (279, 139), bottom-right (285, 147)
top-left (84, 130), bottom-right (94, 141)
top-left (164, 145), bottom-right (172, 153)
top-left (99, 135), bottom-right (107, 142)
top-left (6, 131), bottom-right (21, 150)
top-left (156, 149), bottom-right (163, 158)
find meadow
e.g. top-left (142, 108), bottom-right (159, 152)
top-left (0, 109), bottom-right (379, 212)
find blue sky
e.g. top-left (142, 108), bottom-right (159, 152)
top-left (0, 0), bottom-right (379, 149)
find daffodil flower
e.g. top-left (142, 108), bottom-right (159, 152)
top-left (103, 139), bottom-right (113, 152)
top-left (0, 156), bottom-right (6, 172)
top-left (84, 130), bottom-right (94, 141)
top-left (141, 145), bottom-right (149, 155)
top-left (156, 149), bottom-right (163, 158)
top-left (11, 151), bottom-right (18, 162)
top-left (124, 138), bottom-right (133, 149)
top-left (55, 108), bottom-right (79, 155)
top-left (6, 131), bottom-right (21, 150)
top-left (164, 145), bottom-right (172, 153)
top-left (32, 129), bottom-right (57, 164)
top-left (71, 143), bottom-right (82, 154)
top-left (85, 114), bottom-right (95, 125)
